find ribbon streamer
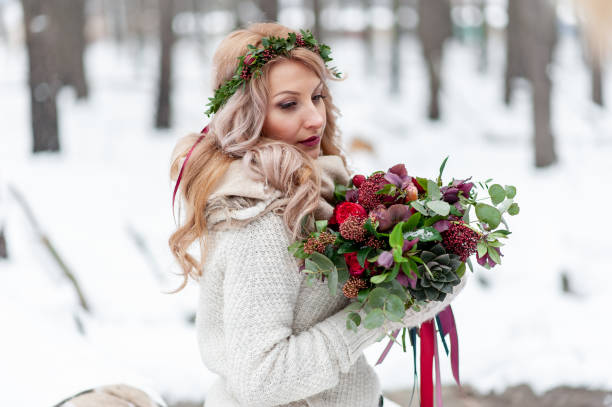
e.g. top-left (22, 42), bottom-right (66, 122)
top-left (420, 320), bottom-right (435, 407)
top-left (172, 125), bottom-right (208, 213)
top-left (437, 305), bottom-right (460, 386)
top-left (375, 328), bottom-right (401, 366)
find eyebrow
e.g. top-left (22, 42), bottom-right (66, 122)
top-left (273, 81), bottom-right (323, 98)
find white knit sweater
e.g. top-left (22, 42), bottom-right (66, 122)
top-left (195, 156), bottom-right (468, 407)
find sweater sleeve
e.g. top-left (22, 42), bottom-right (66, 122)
top-left (218, 212), bottom-right (467, 406)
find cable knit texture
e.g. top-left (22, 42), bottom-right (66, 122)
top-left (195, 155), bottom-right (468, 407)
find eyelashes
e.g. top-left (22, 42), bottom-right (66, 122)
top-left (279, 94), bottom-right (326, 110)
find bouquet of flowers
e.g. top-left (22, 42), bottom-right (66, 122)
top-left (288, 158), bottom-right (519, 332)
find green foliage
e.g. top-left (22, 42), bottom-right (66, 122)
top-left (475, 203), bottom-right (501, 229)
top-left (508, 203), bottom-right (520, 216)
top-left (488, 184), bottom-right (506, 205)
top-left (315, 220), bottom-right (328, 232)
top-left (364, 309), bottom-right (385, 329)
top-left (426, 200), bottom-right (450, 216)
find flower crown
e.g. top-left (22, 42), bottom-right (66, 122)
top-left (204, 29), bottom-right (341, 117)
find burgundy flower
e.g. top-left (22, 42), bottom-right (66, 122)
top-left (441, 178), bottom-right (474, 204)
top-left (397, 271), bottom-right (417, 289)
top-left (442, 221), bottom-right (480, 262)
top-left (344, 252), bottom-right (367, 276)
top-left (384, 164), bottom-right (414, 190)
top-left (370, 204), bottom-right (412, 232)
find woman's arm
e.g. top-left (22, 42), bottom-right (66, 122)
top-left (216, 212), bottom-right (467, 406)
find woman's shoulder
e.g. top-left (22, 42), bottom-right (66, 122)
top-left (205, 158), bottom-right (286, 229)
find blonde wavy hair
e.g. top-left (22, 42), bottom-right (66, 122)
top-left (169, 22), bottom-right (348, 290)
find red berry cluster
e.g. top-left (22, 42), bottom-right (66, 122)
top-left (441, 221), bottom-right (480, 262)
top-left (262, 48), bottom-right (276, 61)
top-left (357, 173), bottom-right (387, 211)
top-left (240, 66), bottom-right (252, 80)
top-left (295, 34), bottom-right (306, 47)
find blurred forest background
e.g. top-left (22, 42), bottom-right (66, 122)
top-left (1, 0), bottom-right (611, 406)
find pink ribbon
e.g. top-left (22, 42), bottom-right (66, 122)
top-left (172, 126), bottom-right (208, 213)
top-left (375, 328), bottom-right (401, 366)
top-left (437, 305), bottom-right (460, 386)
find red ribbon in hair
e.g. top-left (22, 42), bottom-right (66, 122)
top-left (172, 125), bottom-right (209, 213)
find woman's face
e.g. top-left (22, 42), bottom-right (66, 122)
top-left (262, 60), bottom-right (326, 159)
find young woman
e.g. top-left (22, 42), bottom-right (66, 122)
top-left (169, 22), bottom-right (468, 407)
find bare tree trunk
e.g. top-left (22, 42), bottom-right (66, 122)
top-left (591, 56), bottom-right (604, 106)
top-left (417, 0), bottom-right (452, 120)
top-left (504, 0), bottom-right (527, 105)
top-left (155, 0), bottom-right (175, 129)
top-left (259, 0), bottom-right (278, 22)
top-left (390, 0), bottom-right (401, 94)
top-left (0, 227), bottom-right (7, 259)
top-left (478, 0), bottom-right (488, 73)
top-left (362, 0), bottom-right (375, 76)
top-left (312, 0), bottom-right (322, 39)
top-left (532, 58), bottom-right (556, 167)
top-left (22, 0), bottom-right (60, 153)
top-left (51, 0), bottom-right (89, 99)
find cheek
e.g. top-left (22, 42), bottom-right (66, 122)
top-left (264, 112), bottom-right (300, 141)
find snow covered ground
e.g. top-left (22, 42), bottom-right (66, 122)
top-left (1, 14), bottom-right (611, 407)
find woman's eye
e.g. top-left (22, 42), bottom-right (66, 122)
top-left (279, 101), bottom-right (297, 109)
top-left (313, 94), bottom-right (326, 102)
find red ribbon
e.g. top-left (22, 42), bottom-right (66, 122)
top-left (420, 320), bottom-right (435, 407)
top-left (172, 125), bottom-right (208, 213)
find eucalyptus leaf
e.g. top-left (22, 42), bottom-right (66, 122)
top-left (505, 185), bottom-right (516, 199)
top-left (384, 294), bottom-right (405, 322)
top-left (309, 252), bottom-right (335, 272)
top-left (327, 267), bottom-right (338, 296)
top-left (475, 203), bottom-right (501, 229)
top-left (427, 180), bottom-right (441, 200)
top-left (508, 203), bottom-right (520, 216)
top-left (488, 184), bottom-right (506, 205)
top-left (348, 311), bottom-right (361, 326)
top-left (411, 200), bottom-right (429, 216)
top-left (426, 200), bottom-right (450, 216)
top-left (345, 302), bottom-right (363, 312)
top-left (364, 308), bottom-right (385, 329)
top-left (368, 287), bottom-right (389, 308)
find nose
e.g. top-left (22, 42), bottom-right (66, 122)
top-left (303, 100), bottom-right (324, 130)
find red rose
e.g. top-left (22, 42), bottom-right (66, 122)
top-left (352, 174), bottom-right (366, 188)
top-left (335, 202), bottom-right (367, 224)
top-left (344, 252), bottom-right (368, 277)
